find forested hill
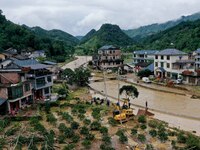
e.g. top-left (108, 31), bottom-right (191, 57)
top-left (0, 10), bottom-right (76, 62)
top-left (140, 20), bottom-right (200, 52)
top-left (80, 29), bottom-right (96, 44)
top-left (124, 12), bottom-right (200, 40)
top-left (28, 26), bottom-right (79, 46)
top-left (80, 24), bottom-right (134, 53)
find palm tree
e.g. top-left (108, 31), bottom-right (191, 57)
top-left (119, 85), bottom-right (139, 100)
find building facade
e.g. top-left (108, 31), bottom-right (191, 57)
top-left (154, 49), bottom-right (194, 79)
top-left (0, 57), bottom-right (53, 115)
top-left (133, 50), bottom-right (158, 65)
top-left (0, 68), bottom-right (32, 115)
top-left (94, 45), bottom-right (123, 69)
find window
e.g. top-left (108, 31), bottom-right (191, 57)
top-left (113, 50), bottom-right (115, 53)
top-left (47, 76), bottom-right (52, 82)
top-left (155, 62), bottom-right (158, 67)
top-left (161, 55), bottom-right (164, 60)
top-left (155, 55), bottom-right (158, 59)
top-left (161, 62), bottom-right (164, 67)
top-left (167, 55), bottom-right (170, 60)
top-left (8, 86), bottom-right (23, 99)
top-left (167, 63), bottom-right (170, 68)
top-left (134, 54), bottom-right (136, 57)
top-left (167, 72), bottom-right (171, 77)
top-left (36, 77), bottom-right (46, 88)
top-left (44, 87), bottom-right (49, 94)
top-left (25, 83), bottom-right (30, 92)
top-left (113, 56), bottom-right (115, 60)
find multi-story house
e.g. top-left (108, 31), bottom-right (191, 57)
top-left (133, 50), bottom-right (158, 65)
top-left (154, 49), bottom-right (194, 79)
top-left (181, 49), bottom-right (200, 85)
top-left (0, 58), bottom-right (53, 103)
top-left (93, 45), bottom-right (123, 69)
top-left (0, 67), bottom-right (32, 115)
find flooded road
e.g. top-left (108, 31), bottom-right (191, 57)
top-left (89, 80), bottom-right (200, 135)
top-left (90, 80), bottom-right (200, 118)
top-left (62, 56), bottom-right (92, 70)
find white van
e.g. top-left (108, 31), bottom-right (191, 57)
top-left (142, 77), bottom-right (151, 83)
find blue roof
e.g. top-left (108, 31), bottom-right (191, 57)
top-left (133, 50), bottom-right (158, 55)
top-left (43, 61), bottom-right (57, 65)
top-left (11, 58), bottom-right (39, 67)
top-left (0, 98), bottom-right (6, 106)
top-left (99, 45), bottom-right (119, 50)
top-left (155, 49), bottom-right (186, 55)
top-left (144, 63), bottom-right (154, 72)
top-left (11, 58), bottom-right (50, 69)
top-left (158, 67), bottom-right (166, 72)
top-left (195, 48), bottom-right (200, 54)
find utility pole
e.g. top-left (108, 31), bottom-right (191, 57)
top-left (103, 68), bottom-right (108, 101)
top-left (117, 67), bottom-right (121, 105)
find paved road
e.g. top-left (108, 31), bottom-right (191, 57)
top-left (61, 56), bottom-right (92, 70)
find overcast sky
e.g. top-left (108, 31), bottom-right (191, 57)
top-left (1, 0), bottom-right (200, 36)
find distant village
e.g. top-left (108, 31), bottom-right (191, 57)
top-left (0, 46), bottom-right (200, 116)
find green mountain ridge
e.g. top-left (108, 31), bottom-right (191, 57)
top-left (124, 12), bottom-right (200, 40)
top-left (139, 20), bottom-right (200, 52)
top-left (80, 29), bottom-right (96, 44)
top-left (80, 24), bottom-right (134, 53)
top-left (29, 26), bottom-right (79, 46)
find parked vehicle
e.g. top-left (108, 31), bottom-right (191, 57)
top-left (142, 77), bottom-right (151, 83)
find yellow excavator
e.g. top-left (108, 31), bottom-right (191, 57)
top-left (112, 99), bottom-right (134, 122)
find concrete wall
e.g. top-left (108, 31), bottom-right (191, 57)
top-left (0, 72), bottom-right (20, 84)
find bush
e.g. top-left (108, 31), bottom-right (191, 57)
top-left (46, 113), bottom-right (57, 125)
top-left (78, 114), bottom-right (85, 121)
top-left (71, 121), bottom-right (79, 130)
top-left (90, 121), bottom-right (101, 130)
top-left (58, 123), bottom-right (67, 133)
top-left (108, 117), bottom-right (118, 126)
top-left (131, 128), bottom-right (137, 136)
top-left (71, 134), bottom-right (80, 143)
top-left (186, 134), bottom-right (200, 149)
top-left (63, 144), bottom-right (75, 150)
top-left (158, 130), bottom-right (168, 142)
top-left (92, 107), bottom-right (102, 120)
top-left (58, 134), bottom-right (66, 144)
top-left (168, 131), bottom-right (177, 136)
top-left (100, 126), bottom-right (108, 135)
top-left (137, 69), bottom-right (152, 78)
top-left (83, 118), bottom-right (91, 126)
top-left (138, 134), bottom-right (146, 142)
top-left (100, 144), bottom-right (115, 150)
top-left (145, 144), bottom-right (154, 150)
top-left (138, 115), bottom-right (146, 123)
top-left (177, 132), bottom-right (187, 143)
top-left (5, 127), bottom-right (18, 136)
top-left (149, 129), bottom-right (157, 137)
top-left (140, 124), bottom-right (147, 130)
top-left (116, 129), bottom-right (124, 137)
top-left (102, 135), bottom-right (111, 144)
top-left (64, 128), bottom-right (74, 138)
top-left (45, 102), bottom-right (51, 114)
top-left (61, 112), bottom-right (73, 123)
top-left (86, 133), bottom-right (95, 141)
top-left (82, 139), bottom-right (91, 149)
top-left (148, 120), bottom-right (158, 128)
top-left (80, 126), bottom-right (89, 135)
top-left (119, 134), bottom-right (128, 143)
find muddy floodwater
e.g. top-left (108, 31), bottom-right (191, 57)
top-left (89, 80), bottom-right (200, 135)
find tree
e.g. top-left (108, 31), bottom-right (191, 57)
top-left (74, 67), bottom-right (91, 86)
top-left (61, 68), bottom-right (75, 84)
top-left (119, 85), bottom-right (139, 99)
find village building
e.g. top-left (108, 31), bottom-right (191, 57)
top-left (0, 66), bottom-right (32, 115)
top-left (181, 49), bottom-right (200, 85)
top-left (0, 57), bottom-right (53, 115)
top-left (93, 45), bottom-right (124, 70)
top-left (28, 50), bottom-right (46, 59)
top-left (133, 50), bottom-right (158, 72)
top-left (154, 49), bottom-right (194, 79)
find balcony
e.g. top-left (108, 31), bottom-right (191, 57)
top-left (8, 86), bottom-right (23, 100)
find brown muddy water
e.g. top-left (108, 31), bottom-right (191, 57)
top-left (89, 80), bottom-right (200, 135)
